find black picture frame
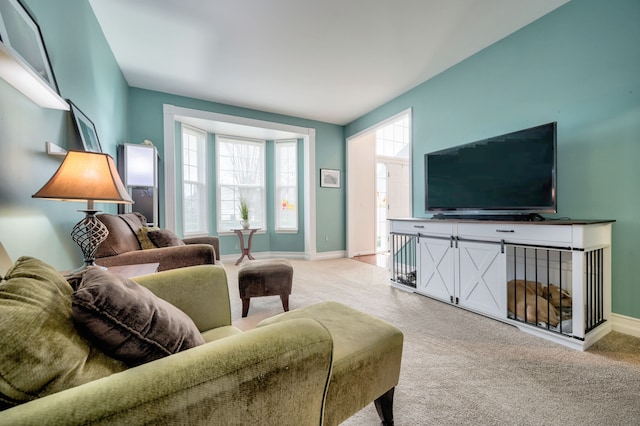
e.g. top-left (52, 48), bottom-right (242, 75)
top-left (320, 168), bottom-right (340, 188)
top-left (69, 100), bottom-right (102, 153)
top-left (0, 0), bottom-right (59, 94)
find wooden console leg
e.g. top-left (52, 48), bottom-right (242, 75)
top-left (280, 294), bottom-right (289, 312)
top-left (241, 298), bottom-right (250, 317)
top-left (374, 387), bottom-right (395, 426)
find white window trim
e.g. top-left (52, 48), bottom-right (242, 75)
top-left (181, 124), bottom-right (208, 237)
top-left (345, 108), bottom-right (412, 259)
top-left (275, 139), bottom-right (299, 233)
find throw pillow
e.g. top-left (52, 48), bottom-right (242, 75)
top-left (136, 226), bottom-right (161, 249)
top-left (147, 229), bottom-right (185, 248)
top-left (0, 257), bottom-right (125, 410)
top-left (72, 268), bottom-right (204, 366)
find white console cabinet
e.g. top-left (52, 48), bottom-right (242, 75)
top-left (389, 218), bottom-right (614, 350)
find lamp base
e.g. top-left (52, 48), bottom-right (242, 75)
top-left (70, 209), bottom-right (109, 271)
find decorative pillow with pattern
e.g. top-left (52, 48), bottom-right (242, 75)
top-left (136, 226), bottom-right (161, 249)
top-left (72, 268), bottom-right (204, 366)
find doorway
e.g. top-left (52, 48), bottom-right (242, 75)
top-left (347, 109), bottom-right (412, 259)
top-left (376, 159), bottom-right (410, 253)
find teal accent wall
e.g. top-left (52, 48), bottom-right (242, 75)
top-left (128, 88), bottom-right (345, 254)
top-left (316, 130), bottom-right (346, 252)
top-left (345, 0), bottom-right (640, 319)
top-left (0, 0), bottom-right (129, 270)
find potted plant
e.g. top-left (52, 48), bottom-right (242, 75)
top-left (239, 197), bottom-right (250, 229)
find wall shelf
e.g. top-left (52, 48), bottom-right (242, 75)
top-left (0, 42), bottom-right (69, 110)
top-left (46, 141), bottom-right (66, 156)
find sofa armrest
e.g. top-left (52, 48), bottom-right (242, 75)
top-left (133, 264), bottom-right (232, 332)
top-left (96, 244), bottom-right (216, 271)
top-left (183, 236), bottom-right (220, 261)
top-left (0, 319), bottom-right (333, 426)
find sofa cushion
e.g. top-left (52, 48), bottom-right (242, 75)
top-left (95, 213), bottom-right (147, 257)
top-left (72, 268), bottom-right (205, 366)
top-left (147, 229), bottom-right (186, 248)
top-left (136, 226), bottom-right (161, 249)
top-left (0, 257), bottom-right (126, 410)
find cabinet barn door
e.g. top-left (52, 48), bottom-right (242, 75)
top-left (457, 241), bottom-right (506, 317)
top-left (417, 237), bottom-right (455, 302)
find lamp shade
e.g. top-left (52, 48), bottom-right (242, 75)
top-left (33, 150), bottom-right (133, 204)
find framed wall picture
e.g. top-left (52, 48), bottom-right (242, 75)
top-left (0, 0), bottom-right (59, 94)
top-left (320, 168), bottom-right (340, 188)
top-left (69, 101), bottom-right (102, 153)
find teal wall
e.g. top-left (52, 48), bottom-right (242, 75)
top-left (128, 88), bottom-right (345, 254)
top-left (0, 0), bottom-right (128, 270)
top-left (345, 0), bottom-right (640, 319)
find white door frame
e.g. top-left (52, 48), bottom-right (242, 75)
top-left (346, 108), bottom-right (413, 258)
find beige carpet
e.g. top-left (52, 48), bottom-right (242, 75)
top-left (224, 258), bottom-right (640, 425)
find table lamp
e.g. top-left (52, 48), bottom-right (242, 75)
top-left (32, 150), bottom-right (133, 271)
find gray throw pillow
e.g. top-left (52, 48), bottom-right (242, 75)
top-left (147, 229), bottom-right (185, 248)
top-left (72, 268), bottom-right (204, 366)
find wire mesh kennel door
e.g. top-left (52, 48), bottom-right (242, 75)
top-left (506, 245), bottom-right (607, 340)
top-left (390, 232), bottom-right (417, 289)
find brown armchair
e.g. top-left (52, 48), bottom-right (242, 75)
top-left (95, 213), bottom-right (220, 271)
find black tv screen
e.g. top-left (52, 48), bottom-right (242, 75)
top-left (425, 122), bottom-right (557, 216)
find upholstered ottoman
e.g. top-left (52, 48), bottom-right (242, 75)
top-left (238, 259), bottom-right (293, 317)
top-left (258, 301), bottom-right (403, 426)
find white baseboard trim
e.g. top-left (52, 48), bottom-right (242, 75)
top-left (612, 313), bottom-right (640, 338)
top-left (220, 251), bottom-right (336, 263)
top-left (312, 250), bottom-right (347, 260)
top-left (350, 250), bottom-right (377, 257)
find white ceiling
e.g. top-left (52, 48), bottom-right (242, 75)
top-left (89, 0), bottom-right (568, 126)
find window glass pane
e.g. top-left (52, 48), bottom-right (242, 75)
top-left (275, 140), bottom-right (297, 231)
top-left (375, 116), bottom-right (410, 158)
top-left (278, 186), bottom-right (297, 229)
top-left (217, 136), bottom-right (265, 232)
top-left (182, 126), bottom-right (207, 235)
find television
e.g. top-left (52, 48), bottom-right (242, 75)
top-left (425, 122), bottom-right (557, 220)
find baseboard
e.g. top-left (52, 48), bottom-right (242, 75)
top-left (612, 313), bottom-right (640, 338)
top-left (221, 251), bottom-right (321, 264)
top-left (351, 250), bottom-right (377, 257)
top-left (312, 250), bottom-right (347, 260)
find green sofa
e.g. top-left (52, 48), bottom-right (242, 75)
top-left (0, 259), bottom-right (334, 425)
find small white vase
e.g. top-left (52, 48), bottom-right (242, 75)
top-left (240, 219), bottom-right (250, 229)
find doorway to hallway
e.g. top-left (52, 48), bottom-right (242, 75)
top-left (347, 109), bottom-right (412, 258)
